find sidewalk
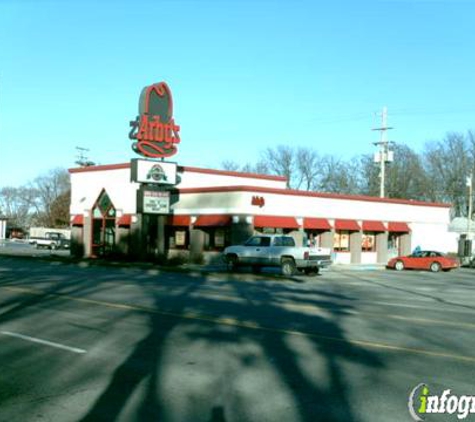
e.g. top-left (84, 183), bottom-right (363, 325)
top-left (0, 245), bottom-right (388, 274)
top-left (330, 263), bottom-right (387, 272)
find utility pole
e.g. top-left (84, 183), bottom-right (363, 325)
top-left (372, 106), bottom-right (394, 198)
top-left (75, 147), bottom-right (95, 167)
top-left (468, 172), bottom-right (473, 239)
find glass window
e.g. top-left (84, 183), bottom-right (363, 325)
top-left (175, 230), bottom-right (187, 247)
top-left (362, 233), bottom-right (376, 252)
top-left (388, 233), bottom-right (400, 251)
top-left (215, 229), bottom-right (225, 248)
top-left (281, 237), bottom-right (295, 247)
top-left (260, 237), bottom-right (271, 247)
top-left (97, 192), bottom-right (112, 214)
top-left (93, 219), bottom-right (103, 244)
top-left (91, 190), bottom-right (117, 257)
top-left (167, 228), bottom-right (189, 250)
top-left (334, 231), bottom-right (350, 252)
top-left (306, 232), bottom-right (322, 247)
top-left (203, 228), bottom-right (230, 251)
top-left (245, 237), bottom-right (262, 246)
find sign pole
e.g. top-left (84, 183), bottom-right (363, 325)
top-left (129, 81), bottom-right (181, 262)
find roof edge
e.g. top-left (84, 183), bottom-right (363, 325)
top-left (69, 162), bottom-right (287, 182)
top-left (176, 185), bottom-right (452, 208)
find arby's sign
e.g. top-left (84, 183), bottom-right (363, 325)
top-left (129, 82), bottom-right (181, 158)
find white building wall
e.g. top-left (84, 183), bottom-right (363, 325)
top-left (70, 168), bottom-right (139, 215)
top-left (334, 253), bottom-right (351, 265)
top-left (70, 165), bottom-right (287, 215)
top-left (173, 190), bottom-right (453, 254)
top-left (69, 164), bottom-right (454, 255)
top-left (177, 168), bottom-right (287, 189)
top-left (243, 192), bottom-right (451, 224)
top-left (411, 222), bottom-right (459, 254)
top-left (361, 252), bottom-right (378, 264)
top-left (173, 190), bottom-right (451, 226)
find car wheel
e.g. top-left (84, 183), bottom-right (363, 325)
top-left (430, 262), bottom-right (441, 273)
top-left (394, 260), bottom-right (405, 271)
top-left (226, 255), bottom-right (238, 272)
top-left (281, 258), bottom-right (296, 276)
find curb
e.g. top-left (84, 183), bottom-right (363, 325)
top-left (0, 251), bottom-right (388, 275)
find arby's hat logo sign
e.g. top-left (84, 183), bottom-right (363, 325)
top-left (129, 82), bottom-right (181, 158)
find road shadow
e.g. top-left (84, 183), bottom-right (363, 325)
top-left (0, 256), bottom-right (384, 421)
top-left (354, 271), bottom-right (475, 311)
top-left (76, 270), bottom-right (383, 421)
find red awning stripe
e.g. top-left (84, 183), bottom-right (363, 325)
top-left (71, 215), bottom-right (84, 226)
top-left (334, 219), bottom-right (361, 231)
top-left (168, 215), bottom-right (191, 226)
top-left (194, 215), bottom-right (232, 227)
top-left (362, 220), bottom-right (386, 232)
top-left (303, 218), bottom-right (332, 230)
top-left (253, 216), bottom-right (299, 229)
top-left (388, 222), bottom-right (411, 233)
top-left (117, 214), bottom-right (133, 227)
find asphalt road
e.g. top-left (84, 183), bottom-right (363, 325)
top-left (0, 239), bottom-right (70, 258)
top-left (0, 255), bottom-right (474, 422)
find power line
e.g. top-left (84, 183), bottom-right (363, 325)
top-left (75, 147), bottom-right (95, 167)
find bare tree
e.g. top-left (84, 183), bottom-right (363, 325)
top-left (317, 155), bottom-right (361, 194)
top-left (0, 168), bottom-right (71, 229)
top-left (0, 187), bottom-right (33, 228)
top-left (29, 168), bottom-right (70, 227)
top-left (49, 190), bottom-right (71, 227)
top-left (295, 148), bottom-right (321, 191)
top-left (219, 132), bottom-right (475, 217)
top-left (221, 160), bottom-right (241, 172)
top-left (358, 154), bottom-right (380, 197)
top-left (260, 145), bottom-right (295, 188)
top-left (423, 132), bottom-right (474, 216)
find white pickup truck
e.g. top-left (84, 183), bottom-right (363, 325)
top-left (29, 232), bottom-right (70, 250)
top-left (223, 234), bottom-right (332, 276)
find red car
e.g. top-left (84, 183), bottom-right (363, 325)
top-left (387, 251), bottom-right (459, 272)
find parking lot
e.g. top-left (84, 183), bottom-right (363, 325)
top-left (0, 239), bottom-right (70, 258)
top-left (0, 251), bottom-right (474, 421)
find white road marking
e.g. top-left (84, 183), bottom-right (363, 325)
top-left (1, 331), bottom-right (86, 354)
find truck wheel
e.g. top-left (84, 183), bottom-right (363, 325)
top-left (226, 255), bottom-right (238, 272)
top-left (304, 267), bottom-right (319, 276)
top-left (281, 258), bottom-right (296, 276)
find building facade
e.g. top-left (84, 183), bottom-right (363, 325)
top-left (69, 162), bottom-right (455, 264)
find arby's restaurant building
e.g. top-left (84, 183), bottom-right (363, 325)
top-left (69, 82), bottom-right (455, 264)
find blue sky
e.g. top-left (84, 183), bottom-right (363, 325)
top-left (1, 0), bottom-right (475, 187)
